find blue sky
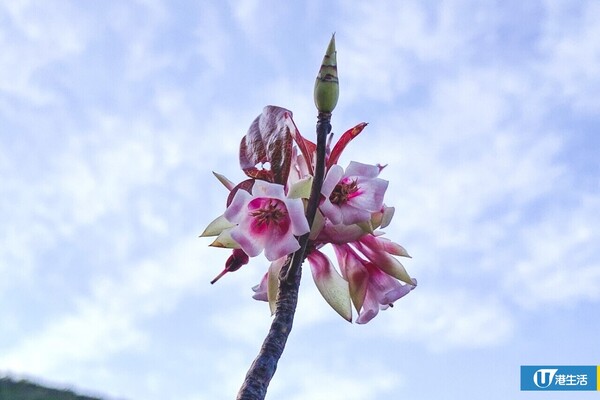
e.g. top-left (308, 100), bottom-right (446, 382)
top-left (1, 1), bottom-right (599, 399)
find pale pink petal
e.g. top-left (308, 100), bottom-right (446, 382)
top-left (320, 198), bottom-right (343, 225)
top-left (263, 230), bottom-right (300, 261)
top-left (252, 273), bottom-right (269, 301)
top-left (252, 179), bottom-right (285, 198)
top-left (356, 290), bottom-right (379, 324)
top-left (346, 178), bottom-right (388, 211)
top-left (285, 198), bottom-right (310, 236)
top-left (333, 244), bottom-right (368, 312)
top-left (223, 189), bottom-right (252, 223)
top-left (345, 161), bottom-right (381, 179)
top-left (367, 264), bottom-right (414, 305)
top-left (230, 223), bottom-right (265, 257)
top-left (321, 164), bottom-right (344, 196)
top-left (377, 236), bottom-right (411, 258)
top-left (356, 235), bottom-right (413, 285)
top-left (339, 205), bottom-right (371, 225)
top-left (317, 222), bottom-right (368, 244)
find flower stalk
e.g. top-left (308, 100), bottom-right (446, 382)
top-left (236, 115), bottom-right (330, 399)
top-left (284, 112), bottom-right (331, 284)
top-left (202, 33), bottom-right (416, 400)
top-left (236, 37), bottom-right (335, 399)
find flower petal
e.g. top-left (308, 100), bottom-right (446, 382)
top-left (345, 161), bottom-right (381, 179)
top-left (230, 220), bottom-right (265, 257)
top-left (267, 257), bottom-right (287, 315)
top-left (321, 164), bottom-right (344, 196)
top-left (333, 244), bottom-right (368, 312)
top-left (284, 197), bottom-right (310, 236)
top-left (356, 290), bottom-right (379, 324)
top-left (339, 206), bottom-right (372, 226)
top-left (308, 250), bottom-right (352, 322)
top-left (319, 198), bottom-right (343, 225)
top-left (263, 229), bottom-right (300, 261)
top-left (223, 189), bottom-right (252, 224)
top-left (346, 178), bottom-right (388, 212)
top-left (252, 179), bottom-right (286, 198)
top-left (356, 235), bottom-right (414, 285)
top-left (317, 222), bottom-right (368, 244)
top-left (252, 272), bottom-right (269, 301)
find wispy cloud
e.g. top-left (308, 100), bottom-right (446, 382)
top-left (1, 1), bottom-right (599, 399)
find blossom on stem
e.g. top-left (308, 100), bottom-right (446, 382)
top-left (320, 161), bottom-right (389, 225)
top-left (333, 241), bottom-right (416, 324)
top-left (356, 262), bottom-right (416, 324)
top-left (353, 234), bottom-right (413, 285)
top-left (224, 180), bottom-right (310, 261)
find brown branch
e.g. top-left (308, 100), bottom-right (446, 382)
top-left (235, 112), bottom-right (332, 400)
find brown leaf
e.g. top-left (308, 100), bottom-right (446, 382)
top-left (239, 106), bottom-right (295, 185)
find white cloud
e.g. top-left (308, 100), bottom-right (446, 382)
top-left (379, 289), bottom-right (514, 351)
top-left (2, 236), bottom-right (217, 376)
top-left (507, 195), bottom-right (600, 308)
top-left (269, 359), bottom-right (403, 400)
top-left (338, 1), bottom-right (469, 103)
top-left (0, 1), bottom-right (91, 104)
top-left (2, 2), bottom-right (599, 400)
top-left (537, 0), bottom-right (600, 113)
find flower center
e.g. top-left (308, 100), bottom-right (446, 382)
top-left (329, 178), bottom-right (359, 205)
top-left (249, 198), bottom-right (288, 227)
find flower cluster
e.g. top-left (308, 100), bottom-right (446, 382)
top-left (201, 106), bottom-right (416, 323)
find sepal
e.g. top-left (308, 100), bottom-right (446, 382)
top-left (200, 214), bottom-right (235, 237)
top-left (308, 250), bottom-right (352, 322)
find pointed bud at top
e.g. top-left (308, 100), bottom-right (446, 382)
top-left (314, 34), bottom-right (339, 114)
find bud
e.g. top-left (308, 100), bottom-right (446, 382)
top-left (210, 249), bottom-right (250, 284)
top-left (314, 34), bottom-right (339, 113)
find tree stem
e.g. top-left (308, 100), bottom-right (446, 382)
top-left (235, 112), bottom-right (332, 400)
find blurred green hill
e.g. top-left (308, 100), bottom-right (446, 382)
top-left (0, 378), bottom-right (103, 400)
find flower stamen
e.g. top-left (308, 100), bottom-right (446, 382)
top-left (249, 199), bottom-right (287, 227)
top-left (330, 178), bottom-right (359, 205)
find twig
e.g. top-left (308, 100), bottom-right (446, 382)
top-left (235, 112), bottom-right (332, 400)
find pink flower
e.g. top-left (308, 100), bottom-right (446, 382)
top-left (224, 180), bottom-right (310, 261)
top-left (356, 262), bottom-right (416, 324)
top-left (320, 161), bottom-right (388, 225)
top-left (353, 234), bottom-right (413, 285)
top-left (333, 242), bottom-right (416, 324)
